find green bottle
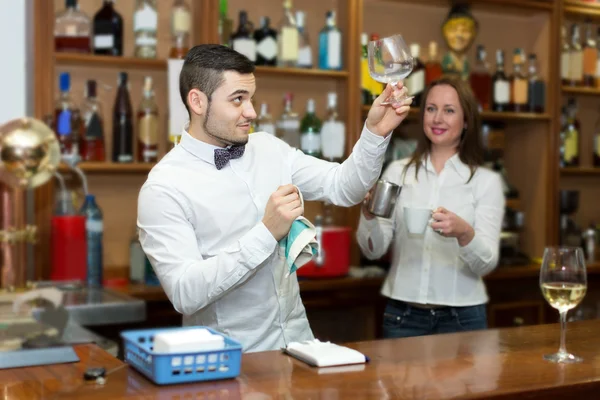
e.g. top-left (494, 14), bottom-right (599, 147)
top-left (300, 99), bottom-right (322, 158)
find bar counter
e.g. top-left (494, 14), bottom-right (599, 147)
top-left (3, 319), bottom-right (600, 399)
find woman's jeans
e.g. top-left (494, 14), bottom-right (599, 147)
top-left (382, 299), bottom-right (488, 339)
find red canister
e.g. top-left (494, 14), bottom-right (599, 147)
top-left (297, 226), bottom-right (351, 278)
top-left (50, 215), bottom-right (87, 281)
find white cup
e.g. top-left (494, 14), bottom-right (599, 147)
top-left (403, 206), bottom-right (432, 235)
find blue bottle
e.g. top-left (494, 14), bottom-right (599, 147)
top-left (80, 194), bottom-right (103, 288)
top-left (318, 10), bottom-right (342, 71)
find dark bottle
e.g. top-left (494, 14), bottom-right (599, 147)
top-left (254, 17), bottom-right (277, 66)
top-left (527, 53), bottom-right (546, 113)
top-left (470, 45), bottom-right (492, 111)
top-left (492, 50), bottom-right (510, 112)
top-left (112, 72), bottom-right (134, 163)
top-left (93, 0), bottom-right (123, 56)
top-left (230, 10), bottom-right (256, 63)
top-left (80, 80), bottom-right (106, 161)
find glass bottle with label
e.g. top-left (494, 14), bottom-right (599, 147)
top-left (112, 72), bottom-right (134, 163)
top-left (321, 92), bottom-right (345, 162)
top-left (470, 45), bottom-right (491, 111)
top-left (300, 99), bottom-right (322, 158)
top-left (80, 80), bottom-right (105, 162)
top-left (93, 0), bottom-right (123, 56)
top-left (560, 98), bottom-right (580, 168)
top-left (256, 103), bottom-right (276, 135)
top-left (510, 48), bottom-right (528, 113)
top-left (218, 0), bottom-right (232, 46)
top-left (254, 17), bottom-right (277, 66)
top-left (405, 43), bottom-right (425, 106)
top-left (278, 0), bottom-right (298, 67)
top-left (318, 11), bottom-right (342, 71)
top-left (361, 33), bottom-right (372, 105)
top-left (137, 77), bottom-right (159, 163)
top-left (425, 41), bottom-right (443, 86)
top-left (231, 10), bottom-right (256, 63)
top-left (583, 19), bottom-right (597, 87)
top-left (561, 25), bottom-right (571, 86)
top-left (54, 72), bottom-right (80, 157)
top-left (492, 50), bottom-right (510, 112)
top-left (569, 23), bottom-right (583, 87)
top-left (133, 0), bottom-right (157, 59)
top-left (170, 0), bottom-right (191, 59)
top-left (277, 93), bottom-right (301, 148)
top-left (79, 194), bottom-right (103, 289)
top-left (296, 11), bottom-right (313, 68)
top-left (55, 0), bottom-right (91, 53)
top-left (527, 53), bottom-right (546, 113)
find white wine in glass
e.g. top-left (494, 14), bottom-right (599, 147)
top-left (539, 246), bottom-right (587, 363)
top-left (367, 34), bottom-right (414, 106)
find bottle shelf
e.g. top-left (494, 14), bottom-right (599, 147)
top-left (562, 86), bottom-right (600, 96)
top-left (564, 0), bottom-right (600, 17)
top-left (58, 162), bottom-right (155, 174)
top-left (560, 167), bottom-right (600, 176)
top-left (54, 53), bottom-right (349, 79)
top-left (389, 0), bottom-right (553, 11)
top-left (361, 106), bottom-right (551, 122)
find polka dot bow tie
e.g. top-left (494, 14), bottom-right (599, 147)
top-left (214, 145), bottom-right (245, 170)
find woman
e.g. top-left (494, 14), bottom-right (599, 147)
top-left (356, 77), bottom-right (505, 338)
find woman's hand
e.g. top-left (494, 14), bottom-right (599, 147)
top-left (430, 207), bottom-right (474, 247)
top-left (361, 189), bottom-right (376, 220)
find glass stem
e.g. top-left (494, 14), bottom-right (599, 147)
top-left (558, 310), bottom-right (568, 356)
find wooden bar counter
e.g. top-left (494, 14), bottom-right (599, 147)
top-left (3, 319), bottom-right (600, 399)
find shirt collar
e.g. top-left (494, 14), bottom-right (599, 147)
top-left (179, 126), bottom-right (222, 168)
top-left (420, 153), bottom-right (471, 180)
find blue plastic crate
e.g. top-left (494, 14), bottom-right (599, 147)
top-left (120, 326), bottom-right (242, 385)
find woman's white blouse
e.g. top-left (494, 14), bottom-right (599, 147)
top-left (356, 154), bottom-right (505, 306)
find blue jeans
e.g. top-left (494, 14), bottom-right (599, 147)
top-left (382, 299), bottom-right (487, 339)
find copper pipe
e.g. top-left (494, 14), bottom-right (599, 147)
top-left (0, 183), bottom-right (27, 289)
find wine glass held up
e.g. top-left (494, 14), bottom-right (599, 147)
top-left (539, 246), bottom-right (587, 364)
top-left (368, 34), bottom-right (415, 106)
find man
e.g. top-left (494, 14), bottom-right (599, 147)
top-left (137, 44), bottom-right (411, 352)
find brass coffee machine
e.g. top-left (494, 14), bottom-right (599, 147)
top-left (0, 118), bottom-right (61, 289)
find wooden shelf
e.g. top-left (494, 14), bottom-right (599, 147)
top-left (54, 53), bottom-right (349, 79)
top-left (560, 167), bottom-right (600, 176)
top-left (386, 0), bottom-right (553, 11)
top-left (54, 53), bottom-right (167, 70)
top-left (565, 0), bottom-right (600, 17)
top-left (562, 86), bottom-right (600, 96)
top-left (59, 162), bottom-right (155, 174)
top-left (361, 106), bottom-right (551, 122)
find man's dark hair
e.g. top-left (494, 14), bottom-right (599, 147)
top-left (179, 44), bottom-right (255, 115)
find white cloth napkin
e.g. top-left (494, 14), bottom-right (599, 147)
top-left (283, 339), bottom-right (367, 367)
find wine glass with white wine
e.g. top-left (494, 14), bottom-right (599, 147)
top-left (367, 34), bottom-right (414, 106)
top-left (539, 246), bottom-right (587, 363)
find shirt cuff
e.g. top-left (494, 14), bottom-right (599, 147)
top-left (458, 233), bottom-right (488, 264)
top-left (362, 122), bottom-right (393, 147)
top-left (240, 222), bottom-right (278, 256)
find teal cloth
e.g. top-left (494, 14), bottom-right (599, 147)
top-left (279, 219), bottom-right (318, 275)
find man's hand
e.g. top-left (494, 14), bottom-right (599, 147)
top-left (366, 82), bottom-right (413, 137)
top-left (262, 184), bottom-right (304, 241)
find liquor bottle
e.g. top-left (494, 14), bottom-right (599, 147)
top-left (112, 72), bottom-right (134, 163)
top-left (54, 72), bottom-right (80, 156)
top-left (218, 0), bottom-right (233, 46)
top-left (561, 25), bottom-right (571, 86)
top-left (80, 80), bottom-right (105, 162)
top-left (231, 11), bottom-right (256, 63)
top-left (93, 0), bottom-right (123, 56)
top-left (137, 77), bottom-right (159, 163)
top-left (510, 48), bottom-right (528, 113)
top-left (256, 103), bottom-right (276, 135)
top-left (369, 34), bottom-right (384, 100)
top-left (560, 98), bottom-right (580, 168)
top-left (278, 0), bottom-right (298, 67)
top-left (594, 111), bottom-right (600, 167)
top-left (568, 23), bottom-right (583, 86)
top-left (492, 50), bottom-right (510, 112)
top-left (170, 0), bottom-right (191, 59)
top-left (425, 41), bottom-right (443, 86)
top-left (133, 0), bottom-right (158, 59)
top-left (254, 17), bottom-right (277, 66)
top-left (79, 194), bottom-right (103, 288)
top-left (54, 0), bottom-right (91, 53)
top-left (527, 53), bottom-right (546, 113)
top-left (583, 19), bottom-right (597, 87)
top-left (277, 93), bottom-right (301, 148)
top-left (296, 11), bottom-right (313, 68)
top-left (321, 92), bottom-right (345, 162)
top-left (596, 27), bottom-right (600, 88)
top-left (470, 45), bottom-right (492, 111)
top-left (318, 11), bottom-right (342, 70)
top-left (300, 99), bottom-right (322, 158)
top-left (405, 43), bottom-right (425, 105)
